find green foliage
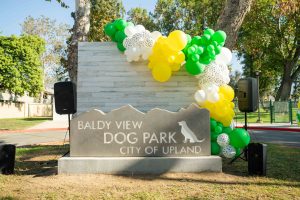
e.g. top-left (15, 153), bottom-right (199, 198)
top-left (0, 35), bottom-right (45, 96)
top-left (150, 0), bottom-right (224, 35)
top-left (45, 0), bottom-right (69, 8)
top-left (89, 0), bottom-right (125, 42)
top-left (21, 16), bottom-right (70, 88)
top-left (238, 0), bottom-right (300, 98)
top-left (127, 8), bottom-right (156, 32)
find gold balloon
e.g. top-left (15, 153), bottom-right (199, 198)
top-left (152, 65), bottom-right (172, 82)
top-left (219, 84), bottom-right (235, 101)
top-left (166, 30), bottom-right (187, 51)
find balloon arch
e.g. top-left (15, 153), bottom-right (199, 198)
top-left (104, 19), bottom-right (250, 159)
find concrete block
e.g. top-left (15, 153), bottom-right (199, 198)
top-left (58, 156), bottom-right (222, 174)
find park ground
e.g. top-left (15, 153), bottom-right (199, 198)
top-left (0, 143), bottom-right (299, 200)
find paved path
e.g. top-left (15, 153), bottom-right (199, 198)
top-left (0, 131), bottom-right (69, 146)
top-left (249, 130), bottom-right (300, 147)
top-left (0, 129), bottom-right (299, 147)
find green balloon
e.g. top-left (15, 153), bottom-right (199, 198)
top-left (191, 54), bottom-right (200, 62)
top-left (114, 19), bottom-right (127, 31)
top-left (210, 118), bottom-right (217, 131)
top-left (212, 30), bottom-right (227, 44)
top-left (214, 125), bottom-right (222, 134)
top-left (235, 148), bottom-right (241, 157)
top-left (217, 122), bottom-right (223, 129)
top-left (207, 45), bottom-right (215, 52)
top-left (208, 50), bottom-right (216, 59)
top-left (199, 56), bottom-right (211, 65)
top-left (229, 128), bottom-right (250, 149)
top-left (191, 36), bottom-right (201, 45)
top-left (222, 127), bottom-right (233, 134)
top-left (187, 46), bottom-right (196, 55)
top-left (200, 34), bottom-right (211, 46)
top-left (211, 131), bottom-right (220, 141)
top-left (117, 42), bottom-right (126, 52)
top-left (185, 60), bottom-right (205, 75)
top-left (115, 31), bottom-right (126, 42)
top-left (204, 28), bottom-right (215, 36)
top-left (104, 23), bottom-right (117, 37)
top-left (195, 46), bottom-right (204, 55)
top-left (111, 34), bottom-right (118, 42)
top-left (215, 46), bottom-right (222, 54)
top-left (186, 34), bottom-right (192, 44)
top-left (211, 142), bottom-right (221, 155)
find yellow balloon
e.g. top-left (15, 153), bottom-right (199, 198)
top-left (152, 65), bottom-right (172, 82)
top-left (170, 63), bottom-right (181, 72)
top-left (174, 51), bottom-right (185, 64)
top-left (166, 30), bottom-right (187, 51)
top-left (219, 84), bottom-right (235, 101)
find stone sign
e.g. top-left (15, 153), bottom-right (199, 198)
top-left (70, 104), bottom-right (210, 157)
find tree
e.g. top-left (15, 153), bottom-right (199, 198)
top-left (127, 8), bottom-right (156, 32)
top-left (64, 0), bottom-right (91, 83)
top-left (150, 0), bottom-right (224, 35)
top-left (21, 16), bottom-right (70, 89)
top-left (238, 0), bottom-right (300, 100)
top-left (215, 0), bottom-right (253, 49)
top-left (45, 0), bottom-right (69, 8)
top-left (0, 35), bottom-right (45, 96)
top-left (89, 0), bottom-right (125, 42)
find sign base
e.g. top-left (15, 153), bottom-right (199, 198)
top-left (58, 156), bottom-right (222, 174)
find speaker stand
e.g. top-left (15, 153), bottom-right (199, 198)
top-left (244, 112), bottom-right (248, 131)
top-left (230, 112), bottom-right (248, 164)
top-left (62, 114), bottom-right (71, 157)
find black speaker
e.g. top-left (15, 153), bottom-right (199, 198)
top-left (237, 78), bottom-right (259, 112)
top-left (248, 143), bottom-right (267, 176)
top-left (54, 82), bottom-right (76, 114)
top-left (0, 144), bottom-right (16, 175)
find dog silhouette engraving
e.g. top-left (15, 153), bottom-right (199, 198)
top-left (178, 121), bottom-right (205, 143)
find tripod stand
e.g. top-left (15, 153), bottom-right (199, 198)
top-left (229, 112), bottom-right (248, 164)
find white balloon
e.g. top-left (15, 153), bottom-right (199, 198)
top-left (194, 90), bottom-right (206, 104)
top-left (141, 47), bottom-right (152, 60)
top-left (135, 25), bottom-right (145, 32)
top-left (206, 92), bottom-right (219, 102)
top-left (216, 47), bottom-right (232, 65)
top-left (151, 31), bottom-right (162, 41)
top-left (197, 61), bottom-right (230, 87)
top-left (124, 26), bottom-right (136, 37)
top-left (217, 133), bottom-right (230, 147)
top-left (222, 145), bottom-right (236, 158)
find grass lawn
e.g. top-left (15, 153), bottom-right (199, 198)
top-left (0, 118), bottom-right (52, 130)
top-left (0, 144), bottom-right (299, 199)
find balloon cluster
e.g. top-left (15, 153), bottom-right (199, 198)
top-left (148, 30), bottom-right (187, 82)
top-left (195, 84), bottom-right (235, 126)
top-left (183, 29), bottom-right (226, 75)
top-left (197, 61), bottom-right (230, 87)
top-left (104, 20), bottom-right (250, 159)
top-left (210, 118), bottom-right (250, 158)
top-left (123, 25), bottom-right (162, 62)
top-left (104, 19), bottom-right (131, 52)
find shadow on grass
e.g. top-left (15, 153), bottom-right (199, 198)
top-left (22, 118), bottom-right (52, 121)
top-left (8, 143), bottom-right (300, 187)
top-left (14, 144), bottom-right (69, 177)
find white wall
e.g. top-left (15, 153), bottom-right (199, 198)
top-left (77, 42), bottom-right (198, 113)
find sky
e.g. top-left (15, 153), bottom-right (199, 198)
top-left (0, 0), bottom-right (242, 72)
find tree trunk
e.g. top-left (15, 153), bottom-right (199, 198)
top-left (275, 66), bottom-right (293, 101)
top-left (215, 0), bottom-right (253, 49)
top-left (67, 0), bottom-right (91, 83)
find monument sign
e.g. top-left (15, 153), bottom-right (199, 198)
top-left (71, 104), bottom-right (210, 157)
